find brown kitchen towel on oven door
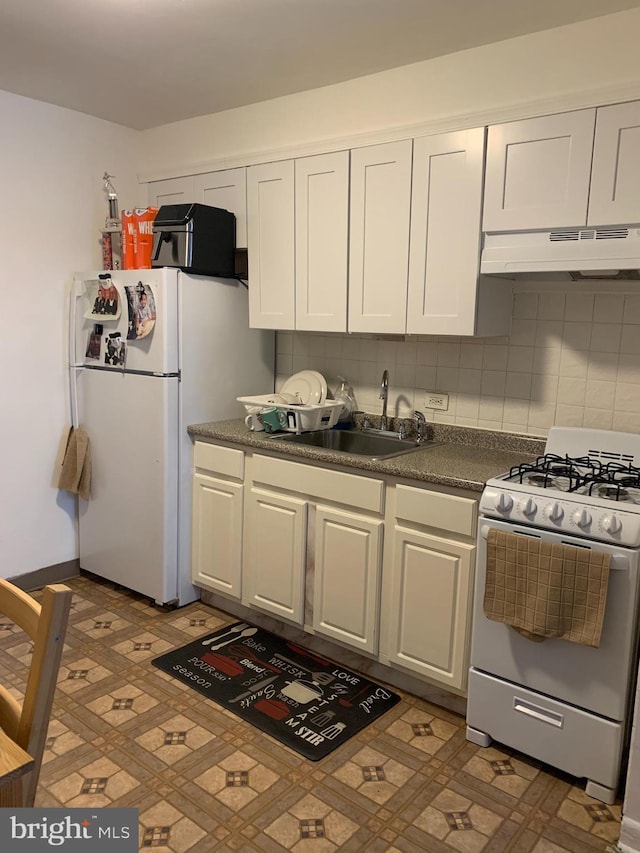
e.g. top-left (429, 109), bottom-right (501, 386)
top-left (484, 529), bottom-right (611, 647)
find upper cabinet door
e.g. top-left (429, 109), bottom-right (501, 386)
top-left (194, 168), bottom-right (248, 247)
top-left (407, 128), bottom-right (485, 336)
top-left (295, 152), bottom-right (349, 333)
top-left (147, 175), bottom-right (195, 208)
top-left (348, 140), bottom-right (413, 334)
top-left (246, 161), bottom-right (295, 330)
top-left (483, 109), bottom-right (596, 231)
top-left (588, 100), bottom-right (640, 227)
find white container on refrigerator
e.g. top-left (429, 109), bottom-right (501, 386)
top-left (69, 268), bottom-right (274, 605)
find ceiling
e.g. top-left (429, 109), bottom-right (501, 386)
top-left (0, 0), bottom-right (639, 131)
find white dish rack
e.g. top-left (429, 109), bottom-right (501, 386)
top-left (237, 394), bottom-right (343, 433)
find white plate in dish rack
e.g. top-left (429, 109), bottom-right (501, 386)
top-left (281, 370), bottom-right (327, 405)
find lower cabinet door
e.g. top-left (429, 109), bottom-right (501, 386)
top-left (192, 473), bottom-right (243, 599)
top-left (312, 506), bottom-right (383, 654)
top-left (245, 488), bottom-right (308, 624)
top-left (385, 526), bottom-right (475, 691)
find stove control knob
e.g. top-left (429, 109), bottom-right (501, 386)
top-left (522, 498), bottom-right (537, 517)
top-left (495, 493), bottom-right (513, 513)
top-left (602, 514), bottom-right (622, 535)
top-left (572, 508), bottom-right (592, 528)
top-left (547, 502), bottom-right (564, 522)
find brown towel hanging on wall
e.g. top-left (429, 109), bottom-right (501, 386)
top-left (484, 528), bottom-right (611, 647)
top-left (57, 426), bottom-right (92, 500)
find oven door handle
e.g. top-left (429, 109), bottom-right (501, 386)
top-left (480, 525), bottom-right (539, 541)
top-left (479, 524), bottom-right (630, 571)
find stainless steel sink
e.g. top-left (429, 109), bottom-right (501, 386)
top-left (269, 429), bottom-right (439, 461)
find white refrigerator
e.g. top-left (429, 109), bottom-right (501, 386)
top-left (69, 268), bottom-right (274, 606)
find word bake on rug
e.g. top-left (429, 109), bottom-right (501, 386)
top-left (152, 621), bottom-right (400, 760)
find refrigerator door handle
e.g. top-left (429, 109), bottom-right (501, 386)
top-left (69, 277), bottom-right (85, 368)
top-left (68, 278), bottom-right (85, 427)
top-left (70, 367), bottom-right (80, 429)
top-left (80, 365), bottom-right (181, 379)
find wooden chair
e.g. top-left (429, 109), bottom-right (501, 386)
top-left (0, 579), bottom-right (72, 806)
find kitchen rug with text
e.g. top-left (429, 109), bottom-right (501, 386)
top-left (152, 621), bottom-right (401, 760)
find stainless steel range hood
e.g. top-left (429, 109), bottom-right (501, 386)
top-left (480, 225), bottom-right (640, 280)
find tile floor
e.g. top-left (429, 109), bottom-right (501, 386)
top-left (1, 574), bottom-right (624, 852)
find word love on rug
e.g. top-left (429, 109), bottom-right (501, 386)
top-left (152, 621), bottom-right (400, 760)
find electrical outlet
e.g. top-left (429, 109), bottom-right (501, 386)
top-left (424, 391), bottom-right (449, 411)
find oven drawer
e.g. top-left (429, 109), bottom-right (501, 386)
top-left (466, 668), bottom-right (623, 789)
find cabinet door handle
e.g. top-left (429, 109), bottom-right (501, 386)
top-left (513, 698), bottom-right (564, 728)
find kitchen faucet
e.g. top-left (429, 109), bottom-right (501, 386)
top-left (379, 369), bottom-right (389, 431)
top-left (362, 369), bottom-right (405, 439)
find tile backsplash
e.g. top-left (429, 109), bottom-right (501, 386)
top-left (275, 288), bottom-right (640, 438)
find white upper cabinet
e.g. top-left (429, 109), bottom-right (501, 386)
top-left (483, 109), bottom-right (596, 231)
top-left (194, 168), bottom-right (247, 246)
top-left (588, 100), bottom-right (640, 226)
top-left (148, 169), bottom-right (247, 245)
top-left (348, 140), bottom-right (413, 334)
top-left (246, 160), bottom-right (296, 329)
top-left (147, 175), bottom-right (195, 208)
top-left (295, 151), bottom-right (349, 333)
top-left (247, 153), bottom-right (349, 332)
top-left (408, 128), bottom-right (489, 336)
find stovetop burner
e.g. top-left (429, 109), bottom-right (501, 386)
top-left (525, 473), bottom-right (555, 488)
top-left (597, 484), bottom-right (630, 501)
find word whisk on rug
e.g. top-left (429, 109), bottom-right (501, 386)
top-left (153, 621), bottom-right (400, 760)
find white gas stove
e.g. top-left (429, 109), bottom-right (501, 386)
top-left (467, 427), bottom-right (640, 804)
top-left (480, 426), bottom-right (640, 547)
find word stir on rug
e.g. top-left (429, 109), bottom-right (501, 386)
top-left (152, 621), bottom-right (401, 760)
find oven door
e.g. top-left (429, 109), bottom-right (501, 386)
top-left (471, 517), bottom-right (640, 722)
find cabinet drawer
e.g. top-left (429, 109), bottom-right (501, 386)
top-left (194, 441), bottom-right (244, 480)
top-left (252, 454), bottom-right (383, 513)
top-left (396, 484), bottom-right (476, 536)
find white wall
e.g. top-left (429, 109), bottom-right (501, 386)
top-left (138, 8), bottom-right (640, 178)
top-left (0, 90), bottom-right (142, 579)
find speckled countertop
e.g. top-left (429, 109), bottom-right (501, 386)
top-left (187, 416), bottom-right (546, 492)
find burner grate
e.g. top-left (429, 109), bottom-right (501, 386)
top-left (509, 454), bottom-right (601, 492)
top-left (507, 456), bottom-right (640, 501)
top-left (585, 462), bottom-right (640, 500)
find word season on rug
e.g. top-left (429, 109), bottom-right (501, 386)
top-left (153, 621), bottom-right (401, 760)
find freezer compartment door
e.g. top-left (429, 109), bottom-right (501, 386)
top-left (76, 368), bottom-right (179, 604)
top-left (72, 269), bottom-right (178, 373)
